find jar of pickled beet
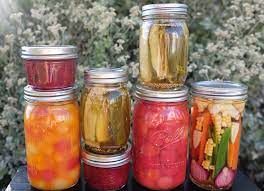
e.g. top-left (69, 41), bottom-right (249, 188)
top-left (82, 143), bottom-right (131, 191)
top-left (21, 45), bottom-right (77, 89)
top-left (80, 68), bottom-right (130, 154)
top-left (139, 4), bottom-right (189, 89)
top-left (24, 86), bottom-right (80, 190)
top-left (189, 81), bottom-right (248, 190)
top-left (132, 85), bottom-right (189, 190)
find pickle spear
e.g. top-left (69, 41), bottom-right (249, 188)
top-left (149, 25), bottom-right (168, 80)
top-left (109, 91), bottom-right (126, 146)
top-left (140, 25), bottom-right (153, 82)
top-left (95, 95), bottom-right (110, 143)
top-left (166, 26), bottom-right (179, 83)
top-left (83, 96), bottom-right (97, 144)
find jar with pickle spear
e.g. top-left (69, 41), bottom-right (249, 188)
top-left (140, 4), bottom-right (189, 89)
top-left (80, 68), bottom-right (130, 154)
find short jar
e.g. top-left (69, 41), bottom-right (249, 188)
top-left (189, 81), bottom-right (248, 190)
top-left (80, 68), bottom-right (130, 154)
top-left (132, 85), bottom-right (189, 190)
top-left (21, 45), bottom-right (77, 89)
top-left (82, 144), bottom-right (131, 191)
top-left (24, 86), bottom-right (80, 190)
top-left (139, 4), bottom-right (189, 88)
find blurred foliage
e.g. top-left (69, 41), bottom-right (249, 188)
top-left (0, 0), bottom-right (263, 189)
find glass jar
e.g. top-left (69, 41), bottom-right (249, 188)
top-left (82, 144), bottom-right (131, 191)
top-left (21, 45), bottom-right (77, 89)
top-left (24, 86), bottom-right (80, 190)
top-left (189, 81), bottom-right (248, 190)
top-left (132, 85), bottom-right (189, 190)
top-left (139, 4), bottom-right (189, 89)
top-left (80, 68), bottom-right (130, 154)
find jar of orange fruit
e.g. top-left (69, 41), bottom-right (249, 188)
top-left (23, 86), bottom-right (80, 190)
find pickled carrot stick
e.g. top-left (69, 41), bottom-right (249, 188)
top-left (227, 140), bottom-right (234, 168)
top-left (231, 123), bottom-right (242, 170)
top-left (198, 110), bottom-right (211, 165)
top-left (191, 105), bottom-right (199, 159)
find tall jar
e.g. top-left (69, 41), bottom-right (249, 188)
top-left (21, 45), bottom-right (77, 90)
top-left (132, 85), bottom-right (189, 190)
top-left (139, 4), bottom-right (189, 89)
top-left (24, 86), bottom-right (80, 190)
top-left (189, 81), bottom-right (248, 190)
top-left (80, 68), bottom-right (130, 154)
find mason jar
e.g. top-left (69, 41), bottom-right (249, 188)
top-left (80, 68), bottom-right (130, 154)
top-left (24, 86), bottom-right (80, 190)
top-left (132, 85), bottom-right (189, 190)
top-left (82, 143), bottom-right (131, 191)
top-left (21, 45), bottom-right (77, 90)
top-left (139, 4), bottom-right (189, 89)
top-left (189, 81), bottom-right (248, 190)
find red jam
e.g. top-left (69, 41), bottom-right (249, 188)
top-left (24, 59), bottom-right (76, 89)
top-left (82, 144), bottom-right (131, 191)
top-left (84, 163), bottom-right (129, 190)
top-left (132, 98), bottom-right (189, 190)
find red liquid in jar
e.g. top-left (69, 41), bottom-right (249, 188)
top-left (84, 163), bottom-right (129, 191)
top-left (132, 100), bottom-right (189, 190)
top-left (24, 59), bottom-right (76, 89)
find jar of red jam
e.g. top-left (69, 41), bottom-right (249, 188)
top-left (82, 144), bottom-right (131, 191)
top-left (132, 85), bottom-right (189, 190)
top-left (21, 45), bottom-right (77, 90)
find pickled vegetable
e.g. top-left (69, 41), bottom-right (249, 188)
top-left (133, 100), bottom-right (189, 190)
top-left (190, 97), bottom-right (246, 190)
top-left (81, 85), bottom-right (130, 154)
top-left (140, 22), bottom-right (189, 88)
top-left (24, 101), bottom-right (80, 190)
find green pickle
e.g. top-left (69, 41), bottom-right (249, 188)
top-left (140, 22), bottom-right (189, 88)
top-left (81, 86), bottom-right (130, 154)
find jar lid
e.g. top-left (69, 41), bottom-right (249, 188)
top-left (134, 84), bottom-right (188, 102)
top-left (84, 68), bottom-right (128, 84)
top-left (21, 45), bottom-right (78, 60)
top-left (142, 3), bottom-right (188, 18)
top-left (24, 86), bottom-right (77, 102)
top-left (191, 81), bottom-right (248, 100)
top-left (82, 144), bottom-right (131, 168)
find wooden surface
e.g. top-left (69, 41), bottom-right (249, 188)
top-left (6, 165), bottom-right (260, 191)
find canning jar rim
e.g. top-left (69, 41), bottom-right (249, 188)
top-left (84, 67), bottom-right (128, 84)
top-left (21, 45), bottom-right (78, 60)
top-left (142, 3), bottom-right (188, 19)
top-left (134, 84), bottom-right (188, 102)
top-left (190, 80), bottom-right (248, 100)
top-left (82, 143), bottom-right (131, 168)
top-left (24, 85), bottom-right (78, 102)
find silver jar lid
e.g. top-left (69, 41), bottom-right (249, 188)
top-left (134, 84), bottom-right (188, 102)
top-left (142, 3), bottom-right (188, 18)
top-left (191, 81), bottom-right (248, 100)
top-left (84, 68), bottom-right (128, 84)
top-left (21, 45), bottom-right (78, 60)
top-left (24, 85), bottom-right (77, 102)
top-left (82, 143), bottom-right (131, 168)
